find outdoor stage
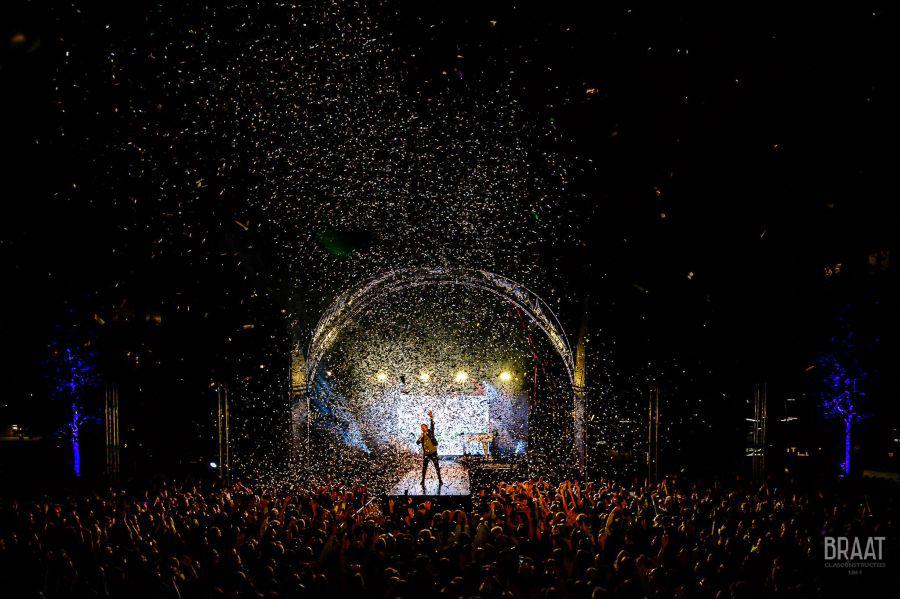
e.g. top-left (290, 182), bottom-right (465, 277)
top-left (388, 456), bottom-right (524, 500)
top-left (390, 457), bottom-right (470, 496)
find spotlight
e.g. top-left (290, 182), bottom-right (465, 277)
top-left (209, 461), bottom-right (218, 469)
top-left (419, 372), bottom-right (430, 383)
top-left (376, 372), bottom-right (387, 382)
top-left (454, 370), bottom-right (468, 382)
top-left (499, 371), bottom-right (512, 382)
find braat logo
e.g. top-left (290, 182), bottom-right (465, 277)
top-left (823, 536), bottom-right (887, 574)
top-left (824, 536), bottom-right (885, 560)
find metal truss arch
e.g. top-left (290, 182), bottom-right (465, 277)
top-left (306, 267), bottom-right (575, 392)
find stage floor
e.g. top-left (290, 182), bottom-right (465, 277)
top-left (390, 457), bottom-right (470, 496)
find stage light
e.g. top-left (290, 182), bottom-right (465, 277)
top-left (209, 461), bottom-right (218, 469)
top-left (419, 372), bottom-right (430, 383)
top-left (499, 371), bottom-right (512, 382)
top-left (376, 372), bottom-right (387, 382)
top-left (454, 370), bottom-right (468, 382)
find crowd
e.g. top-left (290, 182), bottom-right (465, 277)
top-left (0, 474), bottom-right (893, 598)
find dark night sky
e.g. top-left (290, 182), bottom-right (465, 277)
top-left (0, 1), bottom-right (895, 475)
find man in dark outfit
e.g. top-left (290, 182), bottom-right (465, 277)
top-left (417, 410), bottom-right (442, 487)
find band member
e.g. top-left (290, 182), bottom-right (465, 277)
top-left (417, 410), bottom-right (442, 487)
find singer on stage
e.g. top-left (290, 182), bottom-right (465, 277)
top-left (417, 410), bottom-right (442, 487)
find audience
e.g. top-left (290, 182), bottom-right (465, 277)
top-left (0, 475), bottom-right (893, 597)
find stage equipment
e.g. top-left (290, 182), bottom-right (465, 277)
top-left (215, 384), bottom-right (231, 482)
top-left (465, 432), bottom-right (494, 459)
top-left (647, 384), bottom-right (660, 483)
top-left (751, 382), bottom-right (767, 480)
top-left (104, 383), bottom-right (120, 479)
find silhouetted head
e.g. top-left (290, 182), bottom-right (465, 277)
top-left (421, 423), bottom-right (428, 433)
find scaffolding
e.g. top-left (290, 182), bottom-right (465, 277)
top-left (647, 384), bottom-right (660, 483)
top-left (216, 384), bottom-right (231, 482)
top-left (751, 382), bottom-right (768, 480)
top-left (104, 383), bottom-right (120, 479)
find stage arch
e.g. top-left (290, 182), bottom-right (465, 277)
top-left (299, 267), bottom-right (585, 473)
top-left (307, 267), bottom-right (574, 388)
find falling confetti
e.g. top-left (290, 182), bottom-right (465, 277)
top-left (48, 0), bottom-right (683, 486)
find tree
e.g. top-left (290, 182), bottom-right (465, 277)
top-left (817, 315), bottom-right (868, 476)
top-left (47, 341), bottom-right (98, 477)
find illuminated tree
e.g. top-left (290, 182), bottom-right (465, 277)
top-left (47, 341), bottom-right (98, 477)
top-left (817, 316), bottom-right (868, 476)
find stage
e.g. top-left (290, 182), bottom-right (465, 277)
top-left (390, 457), bottom-right (470, 496)
top-left (388, 456), bottom-right (525, 501)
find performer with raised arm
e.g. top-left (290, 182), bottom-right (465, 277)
top-left (417, 410), bottom-right (442, 488)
